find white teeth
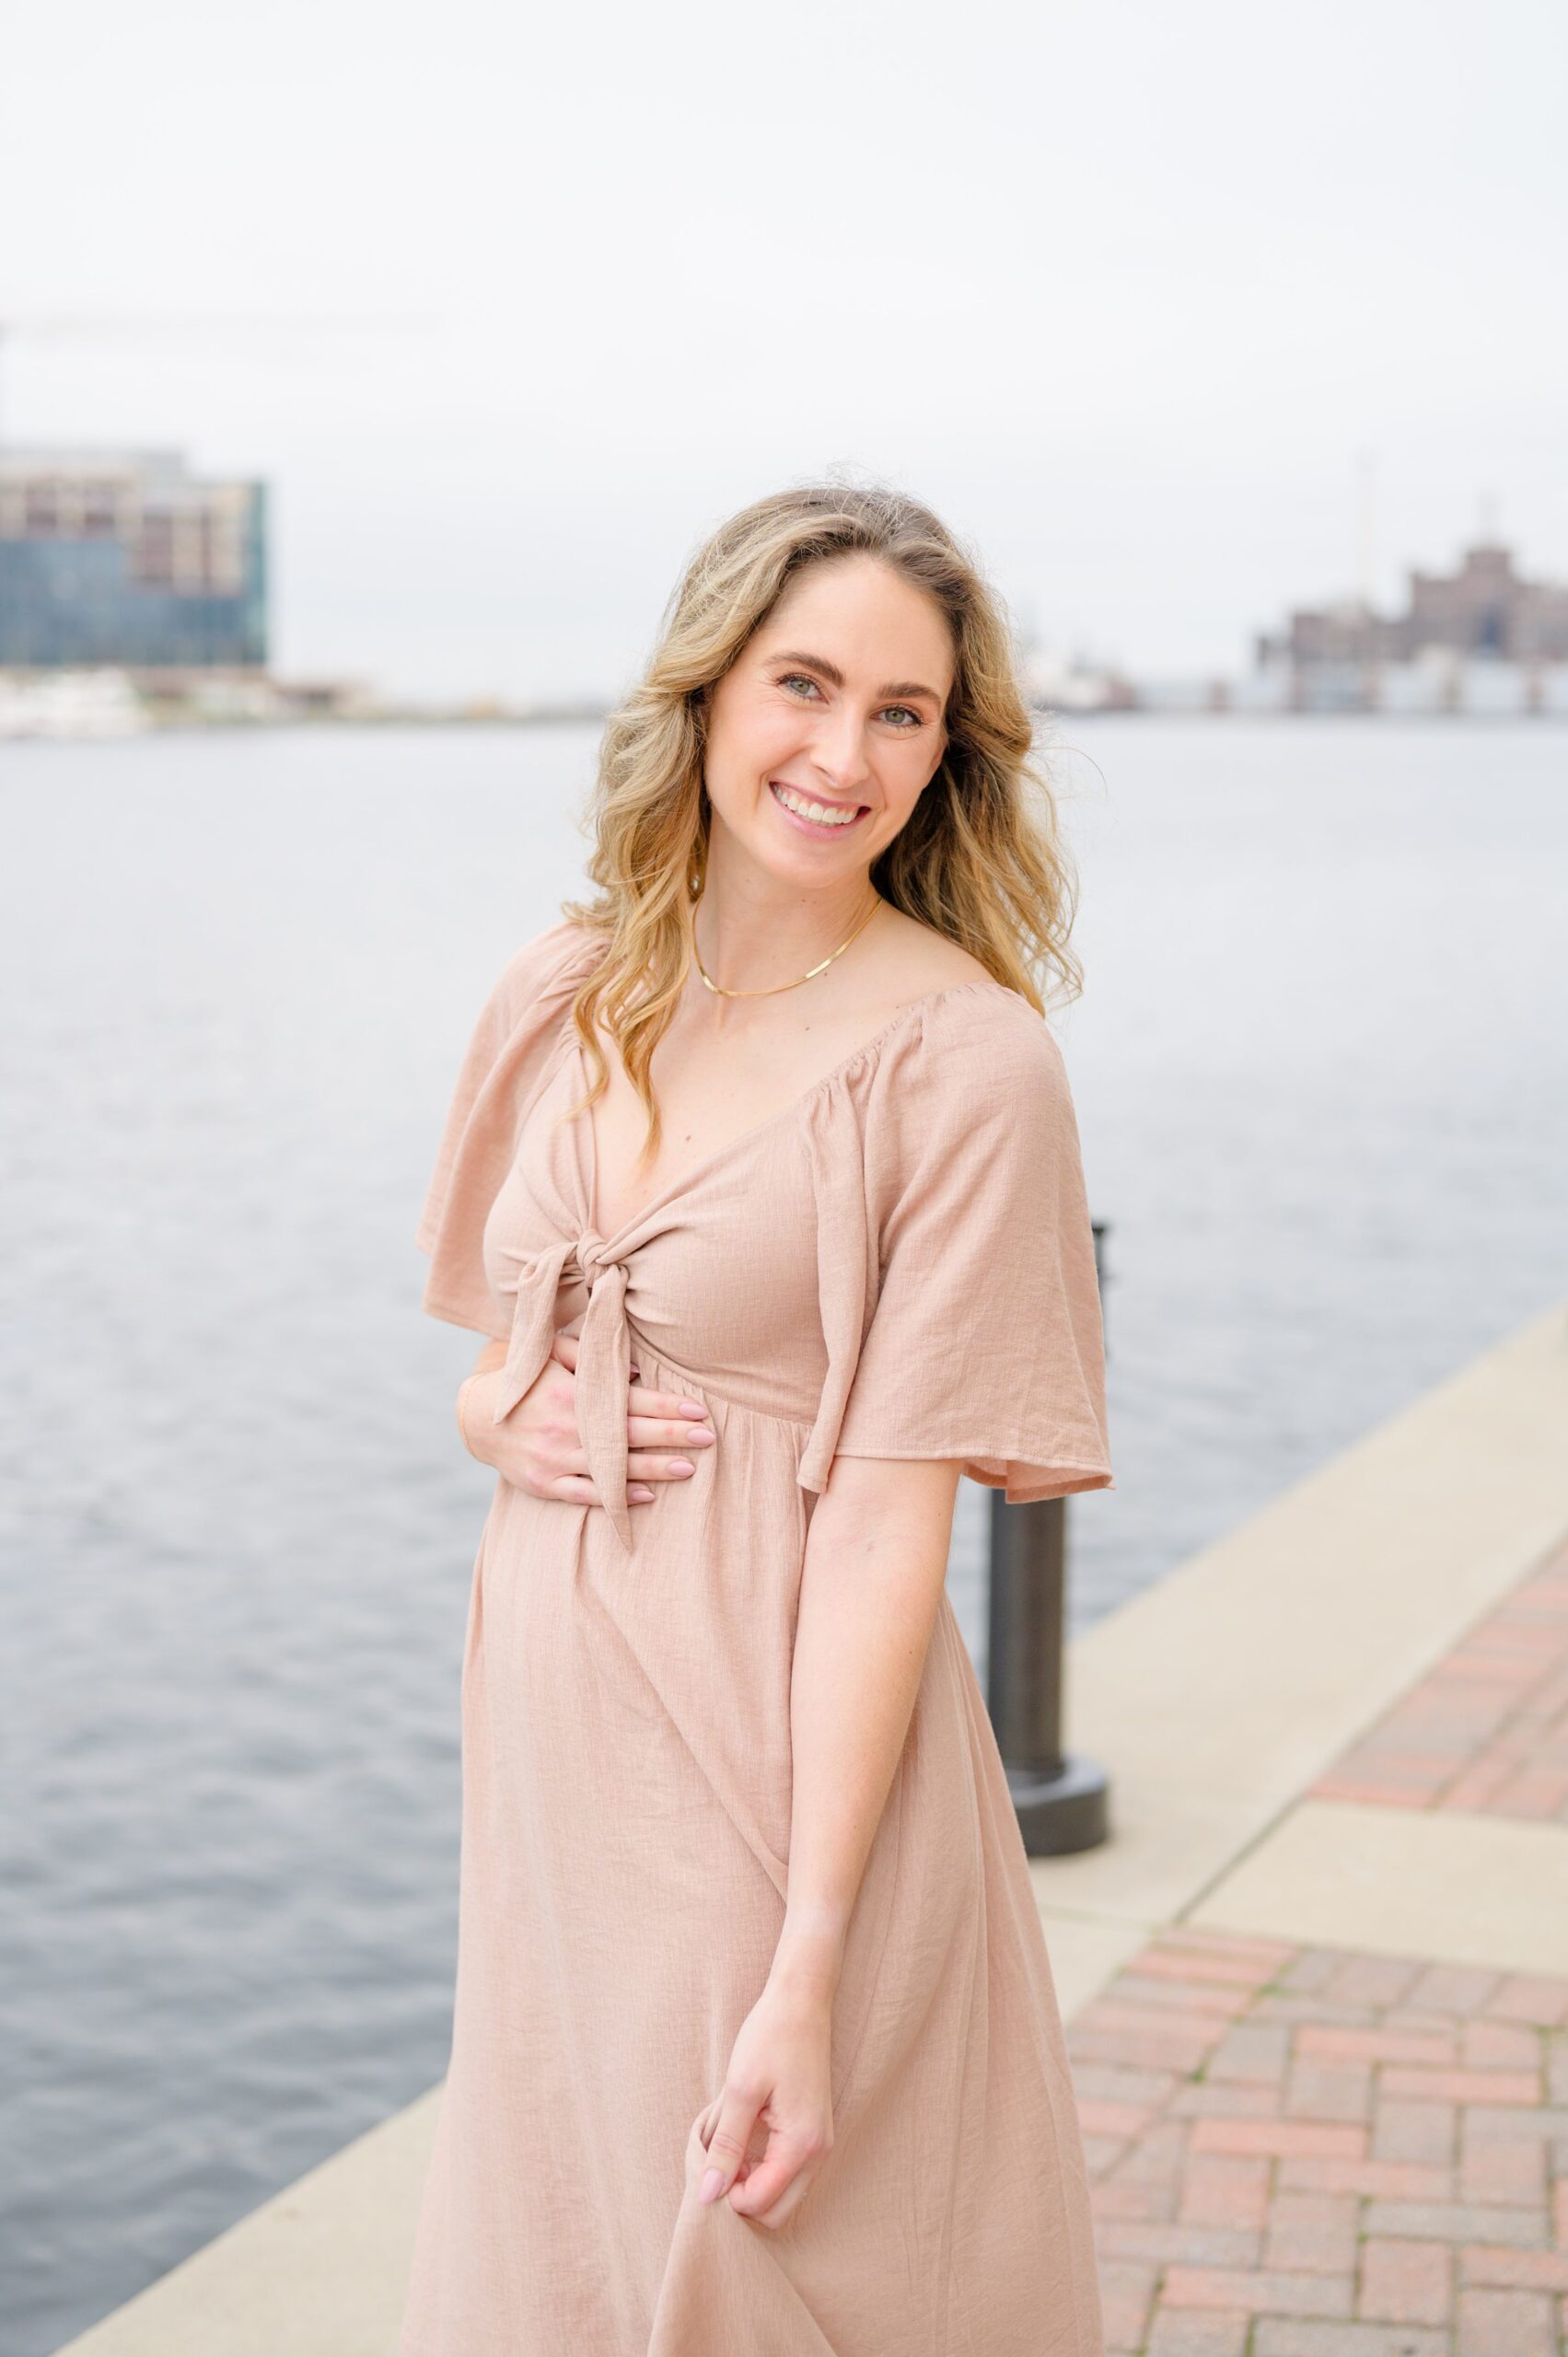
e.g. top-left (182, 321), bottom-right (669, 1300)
top-left (774, 783), bottom-right (860, 827)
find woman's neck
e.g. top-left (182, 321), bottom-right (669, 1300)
top-left (692, 850), bottom-right (880, 998)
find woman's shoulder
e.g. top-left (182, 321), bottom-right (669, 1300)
top-left (843, 973), bottom-right (1072, 1197)
top-left (866, 906), bottom-right (990, 996)
top-left (868, 911), bottom-right (1061, 1074)
top-left (893, 968), bottom-right (1067, 1096)
top-left (484, 916), bottom-right (603, 1028)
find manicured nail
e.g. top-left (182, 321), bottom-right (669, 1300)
top-left (679, 1400), bottom-right (704, 1416)
top-left (699, 2168), bottom-right (724, 2203)
top-left (670, 1459), bottom-right (694, 1476)
top-left (629, 1487), bottom-right (655, 1503)
top-left (685, 1427), bottom-right (714, 1446)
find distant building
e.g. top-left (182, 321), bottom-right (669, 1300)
top-left (1256, 539), bottom-right (1568, 670)
top-left (1020, 642), bottom-right (1138, 715)
top-left (0, 446), bottom-right (267, 668)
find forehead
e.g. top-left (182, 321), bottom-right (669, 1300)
top-left (755, 555), bottom-right (955, 691)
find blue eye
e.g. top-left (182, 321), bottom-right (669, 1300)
top-left (778, 674), bottom-right (922, 729)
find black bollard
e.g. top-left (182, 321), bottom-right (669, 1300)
top-left (984, 1220), bottom-right (1111, 1857)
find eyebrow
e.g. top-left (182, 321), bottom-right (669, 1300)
top-left (767, 649), bottom-right (945, 705)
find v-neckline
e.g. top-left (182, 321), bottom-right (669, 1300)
top-left (575, 979), bottom-right (1015, 1248)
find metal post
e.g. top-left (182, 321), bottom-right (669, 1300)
top-left (984, 1220), bottom-right (1111, 1856)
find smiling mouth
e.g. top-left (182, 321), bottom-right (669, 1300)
top-left (769, 780), bottom-right (869, 831)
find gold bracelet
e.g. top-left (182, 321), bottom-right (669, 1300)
top-left (456, 1373), bottom-right (481, 1457)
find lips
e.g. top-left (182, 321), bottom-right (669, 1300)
top-left (769, 780), bottom-right (868, 832)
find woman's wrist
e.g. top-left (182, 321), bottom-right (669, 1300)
top-left (768, 1902), bottom-right (848, 2004)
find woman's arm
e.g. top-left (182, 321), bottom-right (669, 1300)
top-left (696, 1453), bottom-right (961, 2226)
top-left (779, 1455), bottom-right (962, 1986)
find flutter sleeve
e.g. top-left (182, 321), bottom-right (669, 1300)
top-left (828, 992), bottom-right (1113, 1503)
top-left (415, 919), bottom-right (595, 1339)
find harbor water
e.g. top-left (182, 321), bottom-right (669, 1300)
top-left (1, 718), bottom-right (1563, 2352)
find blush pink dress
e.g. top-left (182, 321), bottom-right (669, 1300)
top-left (401, 918), bottom-right (1114, 2356)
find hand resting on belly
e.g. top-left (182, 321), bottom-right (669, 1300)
top-left (454, 1329), bottom-right (715, 1510)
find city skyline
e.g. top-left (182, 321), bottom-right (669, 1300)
top-left (3, 0), bottom-right (1562, 702)
top-left (6, 437), bottom-right (1565, 720)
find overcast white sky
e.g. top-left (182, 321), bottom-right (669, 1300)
top-left (4, 0), bottom-right (1563, 702)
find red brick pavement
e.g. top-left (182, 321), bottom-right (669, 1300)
top-left (1307, 1546), bottom-right (1568, 1823)
top-left (1066, 1925), bottom-right (1568, 2355)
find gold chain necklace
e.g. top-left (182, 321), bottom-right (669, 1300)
top-left (692, 888), bottom-right (886, 998)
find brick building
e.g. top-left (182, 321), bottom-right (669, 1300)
top-left (1257, 540), bottom-right (1568, 670)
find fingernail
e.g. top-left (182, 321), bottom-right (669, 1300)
top-left (670, 1459), bottom-right (693, 1476)
top-left (630, 1487), bottom-right (655, 1503)
top-left (679, 1400), bottom-right (704, 1416)
top-left (685, 1427), bottom-right (714, 1446)
top-left (699, 2167), bottom-right (724, 2203)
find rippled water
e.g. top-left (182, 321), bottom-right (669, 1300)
top-left (2, 720), bottom-right (1563, 2352)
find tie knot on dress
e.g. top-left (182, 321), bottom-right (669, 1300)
top-left (489, 1230), bottom-right (638, 1552)
top-left (571, 1228), bottom-right (623, 1287)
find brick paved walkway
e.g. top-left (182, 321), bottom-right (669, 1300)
top-left (1063, 1537), bottom-right (1568, 2352)
top-left (1066, 1924), bottom-right (1568, 2355)
top-left (1308, 1548), bottom-right (1568, 1825)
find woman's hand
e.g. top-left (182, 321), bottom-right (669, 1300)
top-left (457, 1330), bottom-right (714, 1510)
top-left (697, 1933), bottom-right (839, 2230)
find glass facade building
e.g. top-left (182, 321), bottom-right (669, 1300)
top-left (0, 447), bottom-right (267, 668)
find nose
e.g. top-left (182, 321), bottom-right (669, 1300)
top-left (809, 704), bottom-right (874, 798)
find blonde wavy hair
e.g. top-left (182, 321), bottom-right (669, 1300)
top-left (560, 479), bottom-right (1082, 1161)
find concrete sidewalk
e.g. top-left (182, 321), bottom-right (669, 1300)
top-left (52, 1302), bottom-right (1568, 2356)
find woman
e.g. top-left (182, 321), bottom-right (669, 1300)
top-left (402, 482), bottom-right (1113, 2354)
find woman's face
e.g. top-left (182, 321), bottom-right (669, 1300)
top-left (700, 554), bottom-right (954, 888)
